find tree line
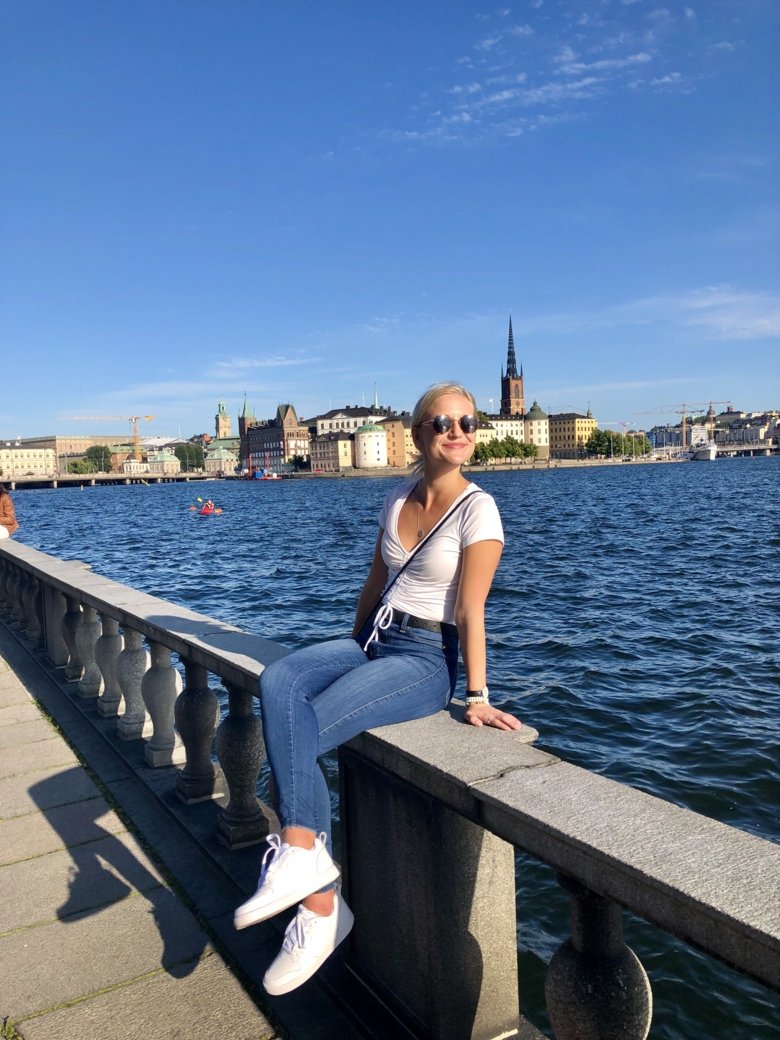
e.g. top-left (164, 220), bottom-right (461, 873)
top-left (471, 436), bottom-right (538, 463)
top-left (584, 429), bottom-right (652, 458)
top-left (66, 443), bottom-right (205, 473)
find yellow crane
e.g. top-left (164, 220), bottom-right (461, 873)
top-left (69, 415), bottom-right (155, 461)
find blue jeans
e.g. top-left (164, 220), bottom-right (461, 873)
top-left (259, 616), bottom-right (459, 846)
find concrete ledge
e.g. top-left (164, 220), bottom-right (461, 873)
top-left (350, 706), bottom-right (780, 991)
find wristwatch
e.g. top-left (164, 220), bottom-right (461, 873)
top-left (465, 686), bottom-right (490, 705)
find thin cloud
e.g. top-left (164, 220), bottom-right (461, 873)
top-left (556, 52), bottom-right (652, 75)
top-left (524, 287), bottom-right (780, 341)
top-left (209, 356), bottom-right (311, 372)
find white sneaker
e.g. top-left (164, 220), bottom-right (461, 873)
top-left (263, 891), bottom-right (354, 996)
top-left (233, 833), bottom-right (340, 930)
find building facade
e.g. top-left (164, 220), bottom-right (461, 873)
top-left (146, 450), bottom-right (181, 476)
top-left (380, 413), bottom-right (419, 468)
top-left (354, 424), bottom-right (388, 468)
top-left (548, 411), bottom-right (596, 459)
top-left (313, 405), bottom-right (393, 436)
top-left (0, 444), bottom-right (57, 479)
top-left (203, 446), bottom-right (238, 475)
top-left (246, 404), bottom-right (310, 474)
top-left (311, 431), bottom-right (355, 473)
top-left (524, 401), bottom-right (550, 458)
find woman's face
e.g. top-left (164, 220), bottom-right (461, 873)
top-left (416, 392), bottom-right (477, 469)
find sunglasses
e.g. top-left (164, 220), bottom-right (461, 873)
top-left (418, 414), bottom-right (479, 435)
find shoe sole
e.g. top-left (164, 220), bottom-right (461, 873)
top-left (233, 862), bottom-right (340, 930)
top-left (263, 901), bottom-right (354, 996)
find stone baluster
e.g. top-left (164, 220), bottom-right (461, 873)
top-left (214, 681), bottom-right (270, 848)
top-left (174, 658), bottom-right (224, 803)
top-left (95, 615), bottom-right (124, 717)
top-left (116, 627), bottom-right (150, 740)
top-left (0, 560), bottom-right (11, 612)
top-left (74, 604), bottom-right (103, 699)
top-left (61, 596), bottom-right (84, 680)
top-left (141, 640), bottom-right (184, 767)
top-left (21, 573), bottom-right (43, 647)
top-left (9, 566), bottom-right (26, 624)
top-left (42, 586), bottom-right (69, 666)
top-left (0, 560), bottom-right (15, 614)
top-left (545, 876), bottom-right (652, 1040)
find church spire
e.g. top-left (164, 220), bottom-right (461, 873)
top-left (506, 315), bottom-right (519, 379)
top-left (499, 313), bottom-right (525, 417)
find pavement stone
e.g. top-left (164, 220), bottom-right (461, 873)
top-left (0, 679), bottom-right (31, 707)
top-left (0, 765), bottom-right (100, 820)
top-left (0, 736), bottom-right (79, 779)
top-left (1, 832), bottom-right (165, 932)
top-left (15, 952), bottom-right (279, 1040)
top-left (0, 885), bottom-right (212, 1019)
top-left (0, 795), bottom-right (126, 865)
top-left (0, 717), bottom-right (60, 748)
top-left (0, 700), bottom-right (43, 724)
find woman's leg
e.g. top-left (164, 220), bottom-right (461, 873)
top-left (259, 638), bottom-right (368, 840)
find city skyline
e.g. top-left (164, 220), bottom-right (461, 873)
top-left (2, 1), bottom-right (777, 440)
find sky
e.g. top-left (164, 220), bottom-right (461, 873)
top-left (1, 0), bottom-right (778, 440)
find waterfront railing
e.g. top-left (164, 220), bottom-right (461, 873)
top-left (1, 540), bottom-right (777, 1040)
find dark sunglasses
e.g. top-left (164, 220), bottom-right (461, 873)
top-left (419, 414), bottom-right (479, 435)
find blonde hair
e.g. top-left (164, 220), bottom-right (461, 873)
top-left (409, 382), bottom-right (478, 475)
top-left (411, 382), bottom-right (478, 428)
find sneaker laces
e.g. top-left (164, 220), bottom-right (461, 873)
top-left (282, 906), bottom-right (321, 957)
top-left (363, 602), bottom-right (393, 651)
top-left (257, 833), bottom-right (286, 888)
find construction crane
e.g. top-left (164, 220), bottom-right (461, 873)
top-left (635, 402), bottom-right (731, 448)
top-left (69, 415), bottom-right (155, 461)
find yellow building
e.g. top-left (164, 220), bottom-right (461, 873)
top-left (380, 414), bottom-right (419, 468)
top-left (310, 432), bottom-right (354, 473)
top-left (548, 410), bottom-right (597, 459)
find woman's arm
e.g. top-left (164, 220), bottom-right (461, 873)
top-left (351, 530), bottom-right (389, 638)
top-left (454, 539), bottom-right (521, 730)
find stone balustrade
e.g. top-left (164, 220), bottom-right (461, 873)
top-left (1, 539), bottom-right (778, 1040)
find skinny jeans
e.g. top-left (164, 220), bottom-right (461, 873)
top-left (259, 616), bottom-right (459, 847)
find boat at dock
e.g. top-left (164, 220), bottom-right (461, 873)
top-left (691, 441), bottom-right (718, 461)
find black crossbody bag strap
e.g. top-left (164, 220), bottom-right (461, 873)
top-left (365, 487), bottom-right (483, 619)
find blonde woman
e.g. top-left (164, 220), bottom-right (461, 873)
top-left (235, 382), bottom-right (521, 995)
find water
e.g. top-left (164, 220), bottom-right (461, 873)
top-left (11, 459), bottom-right (780, 1039)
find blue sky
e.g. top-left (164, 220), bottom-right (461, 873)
top-left (1, 0), bottom-right (777, 439)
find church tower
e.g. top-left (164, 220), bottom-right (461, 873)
top-left (500, 316), bottom-right (525, 416)
top-left (215, 399), bottom-right (232, 439)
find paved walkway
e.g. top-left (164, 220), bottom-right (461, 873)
top-left (0, 645), bottom-right (281, 1040)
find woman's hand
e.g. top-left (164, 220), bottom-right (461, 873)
top-left (464, 702), bottom-right (522, 731)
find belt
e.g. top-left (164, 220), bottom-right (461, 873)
top-left (390, 608), bottom-right (454, 634)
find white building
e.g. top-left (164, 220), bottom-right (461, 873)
top-left (147, 450), bottom-right (181, 476)
top-left (0, 444), bottom-right (57, 479)
top-left (314, 406), bottom-right (393, 437)
top-left (355, 423), bottom-right (388, 469)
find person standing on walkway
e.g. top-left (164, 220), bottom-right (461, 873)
top-left (234, 381), bottom-right (522, 996)
top-left (0, 484), bottom-right (19, 539)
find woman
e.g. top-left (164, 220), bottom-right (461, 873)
top-left (0, 484), bottom-right (19, 539)
top-left (235, 382), bottom-right (521, 996)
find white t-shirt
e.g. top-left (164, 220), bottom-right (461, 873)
top-left (378, 480), bottom-right (504, 624)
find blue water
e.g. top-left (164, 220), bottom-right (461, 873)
top-left (12, 458), bottom-right (780, 1039)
